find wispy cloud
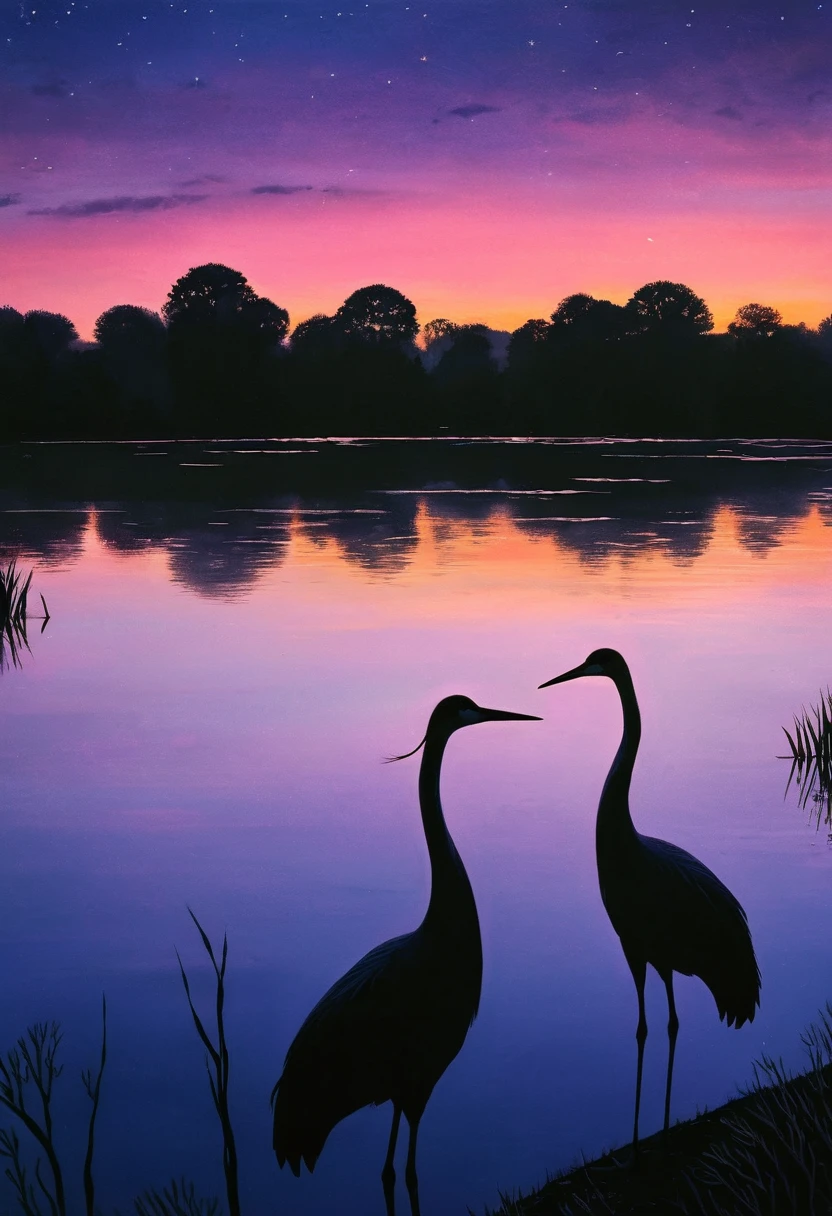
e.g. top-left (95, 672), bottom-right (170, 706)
top-left (251, 184), bottom-right (314, 195)
top-left (0, 194), bottom-right (21, 208)
top-left (29, 193), bottom-right (209, 218)
top-left (250, 182), bottom-right (382, 200)
top-left (715, 105), bottom-right (743, 120)
top-left (447, 104), bottom-right (501, 119)
top-left (179, 174), bottom-right (226, 188)
top-left (320, 185), bottom-right (383, 197)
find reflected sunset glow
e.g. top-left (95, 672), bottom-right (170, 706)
top-left (1, 441), bottom-right (832, 1214)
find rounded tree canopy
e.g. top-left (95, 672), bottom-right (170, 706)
top-left (507, 319), bottom-right (552, 372)
top-left (550, 293), bottom-right (598, 327)
top-left (163, 264), bottom-right (257, 325)
top-left (243, 295), bottom-right (290, 342)
top-left (625, 281), bottom-right (713, 336)
top-left (0, 307), bottom-right (24, 358)
top-left (423, 318), bottom-right (458, 347)
top-left (336, 284), bottom-right (419, 346)
top-left (550, 295), bottom-right (626, 342)
top-left (94, 305), bottom-right (166, 349)
top-left (290, 313), bottom-right (340, 353)
top-left (0, 306), bottom-right (24, 331)
top-left (727, 303), bottom-right (783, 339)
top-left (444, 326), bottom-right (492, 355)
top-left (435, 326), bottom-right (496, 383)
top-left (584, 300), bottom-right (629, 340)
top-left (511, 318), bottom-right (551, 343)
top-left (818, 315), bottom-right (832, 339)
top-left (23, 310), bottom-right (79, 356)
top-left (163, 263), bottom-right (289, 342)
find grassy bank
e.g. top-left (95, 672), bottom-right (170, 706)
top-left (485, 1007), bottom-right (832, 1216)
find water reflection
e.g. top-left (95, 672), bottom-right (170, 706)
top-left (0, 439), bottom-right (830, 594)
top-left (1, 438), bottom-right (832, 1215)
top-left (0, 613), bottom-right (30, 672)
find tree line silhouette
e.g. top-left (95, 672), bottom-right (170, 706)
top-left (1, 265), bottom-right (831, 439)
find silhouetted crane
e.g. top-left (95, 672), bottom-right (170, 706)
top-left (272, 695), bottom-right (540, 1215)
top-left (539, 648), bottom-right (760, 1157)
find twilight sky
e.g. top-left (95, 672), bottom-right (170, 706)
top-left (1, 0), bottom-right (829, 337)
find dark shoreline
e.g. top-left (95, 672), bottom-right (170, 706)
top-left (485, 1014), bottom-right (832, 1216)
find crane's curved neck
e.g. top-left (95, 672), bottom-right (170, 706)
top-left (597, 666), bottom-right (641, 849)
top-left (418, 731), bottom-right (477, 929)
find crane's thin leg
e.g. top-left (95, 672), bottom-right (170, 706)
top-left (624, 950), bottom-right (648, 1166)
top-left (662, 971), bottom-right (679, 1139)
top-left (382, 1105), bottom-right (402, 1216)
top-left (404, 1112), bottom-right (422, 1216)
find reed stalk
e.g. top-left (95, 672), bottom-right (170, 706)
top-left (0, 559), bottom-right (50, 671)
top-left (176, 910), bottom-right (241, 1216)
top-left (780, 689), bottom-right (832, 828)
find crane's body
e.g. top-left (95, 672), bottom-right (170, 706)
top-left (598, 831), bottom-right (758, 1031)
top-left (272, 696), bottom-right (538, 1215)
top-left (272, 836), bottom-right (482, 1177)
top-left (541, 649), bottom-right (760, 1153)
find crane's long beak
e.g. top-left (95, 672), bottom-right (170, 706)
top-left (538, 663), bottom-right (588, 689)
top-left (478, 707), bottom-right (542, 722)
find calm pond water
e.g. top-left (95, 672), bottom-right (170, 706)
top-left (1, 437), bottom-right (832, 1215)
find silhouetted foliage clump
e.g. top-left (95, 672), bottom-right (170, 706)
top-left (728, 303), bottom-right (783, 341)
top-left (1, 269), bottom-right (831, 438)
top-left (0, 913), bottom-right (234, 1216)
top-left (335, 283), bottom-right (419, 348)
top-left (162, 264), bottom-right (289, 434)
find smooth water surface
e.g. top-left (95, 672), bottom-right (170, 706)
top-left (1, 438), bottom-right (832, 1215)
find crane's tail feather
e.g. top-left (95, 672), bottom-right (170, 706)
top-left (272, 1082), bottom-right (326, 1176)
top-left (272, 1067), bottom-right (359, 1178)
top-left (707, 942), bottom-right (761, 1030)
top-left (273, 1144), bottom-right (319, 1178)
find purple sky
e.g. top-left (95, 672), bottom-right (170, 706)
top-left (1, 1), bottom-right (830, 334)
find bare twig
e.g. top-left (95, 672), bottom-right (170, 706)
top-left (0, 1126), bottom-right (46, 1216)
top-left (81, 995), bottom-right (107, 1216)
top-left (0, 1023), bottom-right (66, 1216)
top-left (176, 910), bottom-right (240, 1216)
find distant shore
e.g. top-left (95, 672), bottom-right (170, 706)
top-left (3, 274), bottom-right (832, 443)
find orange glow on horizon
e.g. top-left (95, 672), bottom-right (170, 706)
top-left (2, 186), bottom-right (829, 339)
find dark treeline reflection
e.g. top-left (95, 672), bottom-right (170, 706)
top-left (0, 440), bottom-right (830, 596)
top-left (2, 270), bottom-right (832, 439)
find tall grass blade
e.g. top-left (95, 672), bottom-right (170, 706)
top-left (780, 689), bottom-right (832, 831)
top-left (81, 996), bottom-right (107, 1216)
top-left (782, 726), bottom-right (798, 758)
top-left (0, 560), bottom-right (47, 671)
top-left (177, 913), bottom-right (241, 1216)
top-left (131, 1178), bottom-right (221, 1216)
